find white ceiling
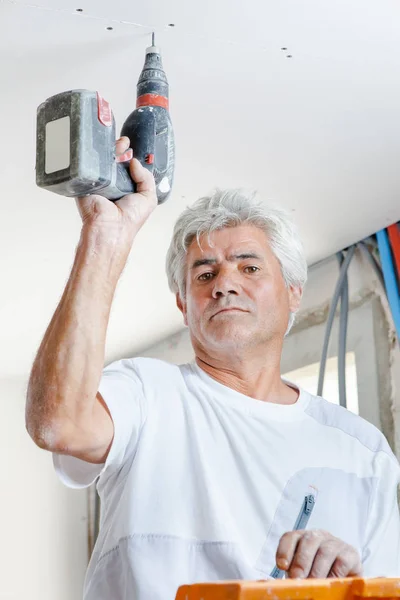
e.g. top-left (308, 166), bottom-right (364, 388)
top-left (1, 0), bottom-right (400, 379)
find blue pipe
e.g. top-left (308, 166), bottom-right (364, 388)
top-left (376, 229), bottom-right (400, 340)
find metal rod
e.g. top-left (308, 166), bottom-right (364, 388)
top-left (336, 252), bottom-right (349, 409)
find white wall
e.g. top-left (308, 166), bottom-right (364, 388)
top-left (1, 378), bottom-right (87, 600)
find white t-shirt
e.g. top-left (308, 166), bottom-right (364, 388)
top-left (54, 357), bottom-right (400, 600)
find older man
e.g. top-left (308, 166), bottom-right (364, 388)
top-left (26, 138), bottom-right (400, 600)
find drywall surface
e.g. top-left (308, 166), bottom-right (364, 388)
top-left (1, 0), bottom-right (400, 379)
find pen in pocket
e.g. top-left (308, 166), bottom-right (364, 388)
top-left (269, 493), bottom-right (316, 579)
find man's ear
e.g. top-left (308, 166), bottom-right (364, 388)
top-left (288, 285), bottom-right (303, 313)
top-left (176, 293), bottom-right (188, 327)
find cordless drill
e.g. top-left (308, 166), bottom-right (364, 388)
top-left (36, 33), bottom-right (175, 204)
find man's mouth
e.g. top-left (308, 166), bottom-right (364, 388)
top-left (212, 307), bottom-right (247, 318)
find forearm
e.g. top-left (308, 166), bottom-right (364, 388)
top-left (26, 224), bottom-right (133, 449)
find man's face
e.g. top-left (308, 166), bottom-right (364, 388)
top-left (176, 224), bottom-right (302, 355)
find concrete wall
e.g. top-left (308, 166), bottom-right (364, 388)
top-left (289, 249), bottom-right (400, 456)
top-left (0, 378), bottom-right (87, 600)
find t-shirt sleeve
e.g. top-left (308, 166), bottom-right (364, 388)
top-left (362, 451), bottom-right (400, 576)
top-left (53, 358), bottom-right (147, 489)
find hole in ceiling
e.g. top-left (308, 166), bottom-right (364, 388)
top-left (106, 26), bottom-right (114, 30)
top-left (281, 47), bottom-right (287, 51)
top-left (286, 55), bottom-right (293, 58)
top-left (168, 23), bottom-right (175, 27)
top-left (76, 8), bottom-right (83, 11)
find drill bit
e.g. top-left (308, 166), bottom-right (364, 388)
top-left (152, 32), bottom-right (155, 46)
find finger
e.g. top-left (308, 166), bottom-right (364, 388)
top-left (113, 159), bottom-right (157, 225)
top-left (288, 531), bottom-right (325, 579)
top-left (276, 531), bottom-right (303, 572)
top-left (128, 158), bottom-right (156, 196)
top-left (308, 539), bottom-right (341, 578)
top-left (115, 136), bottom-right (130, 156)
top-left (328, 548), bottom-right (362, 578)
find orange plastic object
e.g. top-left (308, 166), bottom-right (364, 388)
top-left (387, 223), bottom-right (400, 283)
top-left (175, 578), bottom-right (400, 600)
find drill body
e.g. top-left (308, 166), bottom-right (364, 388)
top-left (36, 39), bottom-right (175, 204)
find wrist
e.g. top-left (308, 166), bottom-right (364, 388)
top-left (74, 224), bottom-right (135, 286)
top-left (80, 222), bottom-right (137, 258)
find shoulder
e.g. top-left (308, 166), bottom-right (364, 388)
top-left (305, 391), bottom-right (396, 464)
top-left (103, 356), bottom-right (192, 388)
top-left (133, 356), bottom-right (188, 378)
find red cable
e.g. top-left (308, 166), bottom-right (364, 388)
top-left (387, 223), bottom-right (400, 283)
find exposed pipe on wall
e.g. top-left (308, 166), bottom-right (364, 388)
top-left (317, 223), bottom-right (399, 404)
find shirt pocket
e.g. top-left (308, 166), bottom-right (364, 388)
top-left (253, 467), bottom-right (370, 578)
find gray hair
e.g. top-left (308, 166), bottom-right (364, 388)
top-left (166, 189), bottom-right (308, 333)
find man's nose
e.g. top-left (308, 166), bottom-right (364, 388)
top-left (212, 270), bottom-right (240, 298)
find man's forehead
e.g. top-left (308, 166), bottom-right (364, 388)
top-left (188, 226), bottom-right (270, 258)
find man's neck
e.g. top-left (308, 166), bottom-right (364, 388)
top-left (194, 351), bottom-right (299, 406)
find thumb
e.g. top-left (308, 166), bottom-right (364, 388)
top-left (129, 158), bottom-right (156, 197)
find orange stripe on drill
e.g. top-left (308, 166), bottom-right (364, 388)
top-left (137, 94), bottom-right (169, 109)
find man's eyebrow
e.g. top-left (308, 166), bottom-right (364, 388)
top-left (229, 252), bottom-right (263, 262)
top-left (190, 258), bottom-right (217, 270)
top-left (190, 253), bottom-right (263, 270)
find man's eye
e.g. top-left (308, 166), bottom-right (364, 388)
top-left (198, 272), bottom-right (214, 281)
top-left (244, 266), bottom-right (260, 273)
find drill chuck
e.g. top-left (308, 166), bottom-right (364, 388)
top-left (137, 44), bottom-right (169, 100)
